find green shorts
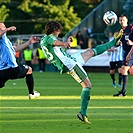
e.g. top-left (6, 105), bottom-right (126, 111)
top-left (67, 64), bottom-right (87, 83)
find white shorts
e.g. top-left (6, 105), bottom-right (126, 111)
top-left (67, 53), bottom-right (87, 83)
top-left (71, 52), bottom-right (85, 66)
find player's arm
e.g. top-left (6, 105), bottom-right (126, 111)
top-left (14, 36), bottom-right (40, 52)
top-left (54, 36), bottom-right (72, 48)
top-left (54, 40), bottom-right (70, 48)
top-left (0, 23), bottom-right (16, 38)
top-left (126, 38), bottom-right (133, 61)
top-left (126, 45), bottom-right (133, 61)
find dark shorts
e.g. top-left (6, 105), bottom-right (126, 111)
top-left (109, 61), bottom-right (123, 70)
top-left (0, 65), bottom-right (29, 88)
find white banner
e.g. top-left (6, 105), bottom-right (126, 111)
top-left (66, 49), bottom-right (110, 66)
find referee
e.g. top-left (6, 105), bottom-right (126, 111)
top-left (114, 15), bottom-right (133, 96)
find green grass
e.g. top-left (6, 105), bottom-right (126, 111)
top-left (0, 72), bottom-right (133, 133)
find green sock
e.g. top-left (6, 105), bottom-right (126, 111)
top-left (92, 39), bottom-right (116, 56)
top-left (80, 87), bottom-right (91, 116)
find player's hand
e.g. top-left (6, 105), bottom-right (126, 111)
top-left (126, 54), bottom-right (131, 61)
top-left (127, 39), bottom-right (133, 45)
top-left (67, 42), bottom-right (71, 48)
top-left (63, 42), bottom-right (71, 48)
top-left (7, 26), bottom-right (16, 31)
top-left (29, 36), bottom-right (40, 44)
top-left (68, 36), bottom-right (73, 43)
top-left (66, 36), bottom-right (73, 48)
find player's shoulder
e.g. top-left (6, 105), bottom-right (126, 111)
top-left (40, 35), bottom-right (49, 42)
top-left (127, 25), bottom-right (132, 31)
top-left (40, 34), bottom-right (54, 45)
top-left (41, 34), bottom-right (48, 39)
top-left (41, 34), bottom-right (54, 40)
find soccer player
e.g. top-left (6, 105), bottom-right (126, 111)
top-left (40, 20), bottom-right (123, 124)
top-left (113, 15), bottom-right (133, 96)
top-left (0, 22), bottom-right (40, 99)
top-left (108, 45), bottom-right (123, 88)
top-left (108, 32), bottom-right (123, 88)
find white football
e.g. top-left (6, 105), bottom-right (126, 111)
top-left (103, 11), bottom-right (118, 26)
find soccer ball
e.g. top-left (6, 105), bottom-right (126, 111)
top-left (103, 11), bottom-right (117, 26)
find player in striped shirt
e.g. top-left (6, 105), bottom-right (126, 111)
top-left (108, 32), bottom-right (124, 88)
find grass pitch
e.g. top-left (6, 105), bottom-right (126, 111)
top-left (0, 72), bottom-right (133, 133)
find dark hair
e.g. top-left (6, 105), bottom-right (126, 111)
top-left (119, 14), bottom-right (128, 19)
top-left (45, 20), bottom-right (63, 35)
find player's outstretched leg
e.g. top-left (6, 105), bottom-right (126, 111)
top-left (92, 29), bottom-right (123, 56)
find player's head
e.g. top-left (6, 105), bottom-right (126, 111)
top-left (45, 20), bottom-right (63, 35)
top-left (119, 15), bottom-right (128, 27)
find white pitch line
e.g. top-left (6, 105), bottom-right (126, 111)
top-left (0, 95), bottom-right (132, 100)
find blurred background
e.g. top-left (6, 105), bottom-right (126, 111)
top-left (0, 0), bottom-right (133, 72)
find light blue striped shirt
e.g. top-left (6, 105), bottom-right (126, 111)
top-left (0, 34), bottom-right (18, 70)
top-left (110, 45), bottom-right (124, 62)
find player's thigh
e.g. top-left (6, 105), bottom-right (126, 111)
top-left (0, 69), bottom-right (10, 88)
top-left (117, 61), bottom-right (123, 68)
top-left (68, 64), bottom-right (87, 83)
top-left (110, 62), bottom-right (116, 70)
top-left (117, 61), bottom-right (123, 73)
top-left (11, 65), bottom-right (31, 79)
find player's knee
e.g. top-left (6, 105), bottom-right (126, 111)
top-left (82, 79), bottom-right (92, 88)
top-left (82, 49), bottom-right (94, 61)
top-left (88, 49), bottom-right (95, 57)
top-left (88, 82), bottom-right (92, 88)
top-left (110, 70), bottom-right (114, 74)
top-left (27, 66), bottom-right (33, 75)
top-left (86, 78), bottom-right (92, 87)
top-left (86, 84), bottom-right (92, 88)
top-left (118, 68), bottom-right (122, 73)
top-left (121, 66), bottom-right (129, 75)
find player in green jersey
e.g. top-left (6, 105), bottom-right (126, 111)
top-left (40, 20), bottom-right (123, 124)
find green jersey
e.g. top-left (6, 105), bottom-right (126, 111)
top-left (40, 34), bottom-right (76, 73)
